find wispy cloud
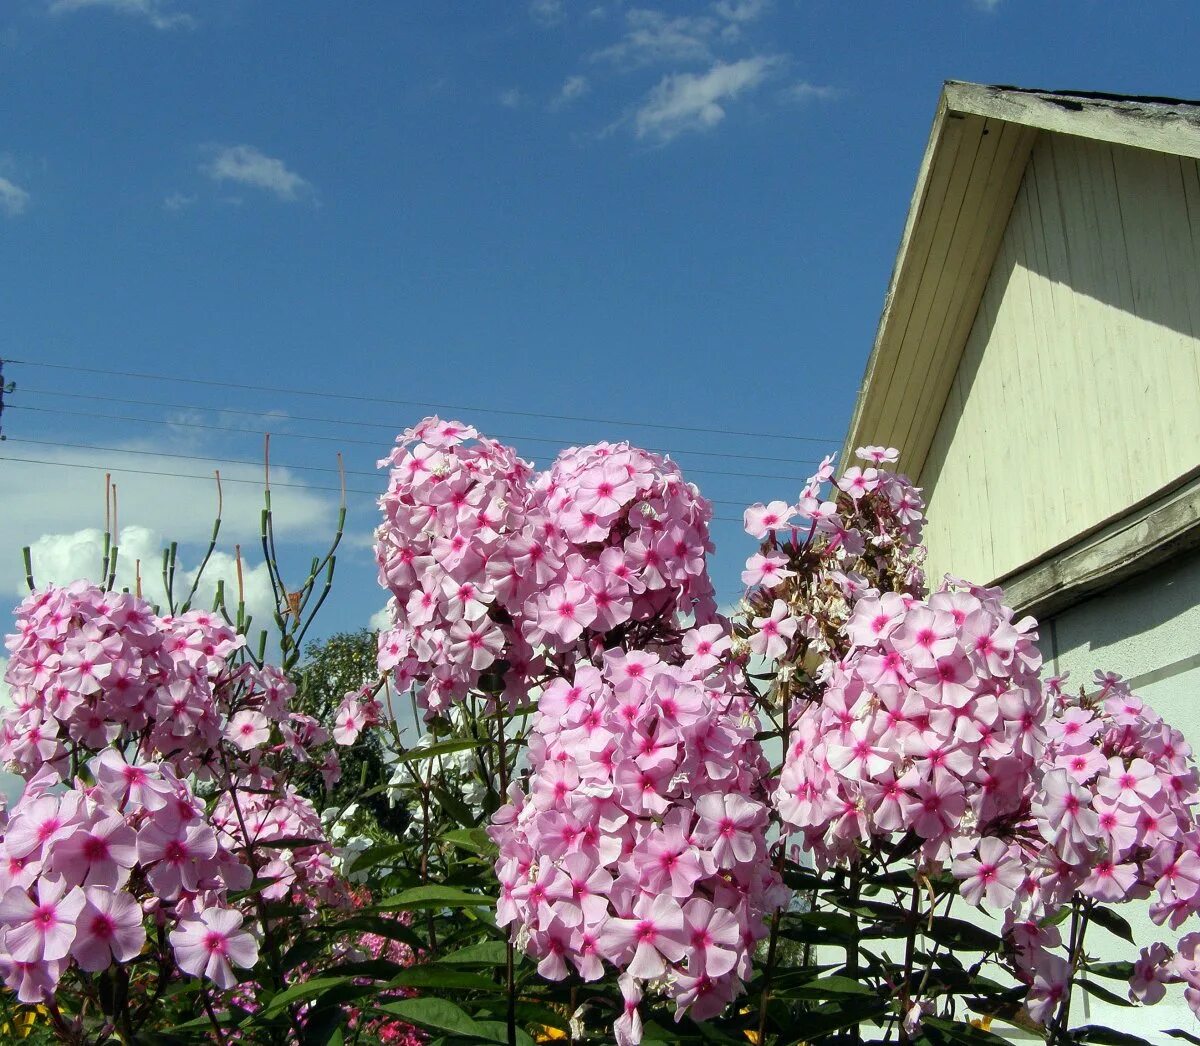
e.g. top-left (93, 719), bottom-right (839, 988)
top-left (499, 87), bottom-right (525, 109)
top-left (48, 0), bottom-right (195, 31)
top-left (0, 177), bottom-right (30, 217)
top-left (163, 191), bottom-right (196, 212)
top-left (971, 0), bottom-right (1003, 9)
top-left (782, 81), bottom-right (840, 103)
top-left (549, 74), bottom-right (590, 110)
top-left (592, 9), bottom-right (718, 68)
top-left (529, 0), bottom-right (565, 26)
top-left (202, 145), bottom-right (313, 203)
top-left (634, 55), bottom-right (778, 142)
top-left (592, 2), bottom-right (772, 68)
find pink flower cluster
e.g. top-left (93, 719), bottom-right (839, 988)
top-left (775, 579), bottom-right (1044, 867)
top-left (374, 418), bottom-right (717, 719)
top-left (0, 582), bottom-right (343, 1003)
top-left (489, 648), bottom-right (785, 1040)
top-left (0, 752), bottom-right (258, 1000)
top-left (740, 447), bottom-right (927, 666)
top-left (1010, 671), bottom-right (1200, 1020)
top-left (741, 448), bottom-right (1200, 1028)
top-left (1, 581), bottom-right (245, 776)
top-left (374, 420), bottom-right (780, 1040)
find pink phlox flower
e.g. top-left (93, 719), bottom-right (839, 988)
top-left (855, 446), bottom-right (898, 465)
top-left (70, 887), bottom-right (146, 971)
top-left (1025, 951), bottom-right (1071, 1024)
top-left (742, 501), bottom-right (795, 540)
top-left (0, 876), bottom-right (85, 963)
top-left (749, 600), bottom-right (798, 661)
top-left (1096, 756), bottom-right (1162, 806)
top-left (741, 552), bottom-right (794, 590)
top-left (225, 709), bottom-right (271, 751)
top-left (1034, 769), bottom-right (1101, 861)
top-left (169, 906), bottom-right (259, 989)
top-left (50, 812), bottom-right (137, 890)
top-left (953, 837), bottom-right (1024, 909)
top-left (1130, 941), bottom-right (1174, 1004)
top-left (602, 893), bottom-right (688, 980)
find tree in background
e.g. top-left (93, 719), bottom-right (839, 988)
top-left (294, 628), bottom-right (411, 841)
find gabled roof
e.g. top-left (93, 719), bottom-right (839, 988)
top-left (839, 81), bottom-right (1200, 477)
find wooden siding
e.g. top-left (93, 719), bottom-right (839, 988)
top-left (920, 133), bottom-right (1200, 587)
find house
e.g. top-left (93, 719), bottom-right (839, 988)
top-left (841, 81), bottom-right (1200, 1037)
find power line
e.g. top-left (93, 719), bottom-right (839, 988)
top-left (3, 404), bottom-right (809, 482)
top-left (12, 386), bottom-right (822, 467)
top-left (0, 454), bottom-right (751, 524)
top-left (3, 436), bottom-right (759, 511)
top-left (3, 357), bottom-right (837, 445)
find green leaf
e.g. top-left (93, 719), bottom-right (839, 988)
top-left (441, 827), bottom-right (497, 856)
top-left (1078, 979), bottom-right (1133, 1007)
top-left (256, 836), bottom-right (328, 849)
top-left (1088, 906), bottom-right (1135, 944)
top-left (471, 1020), bottom-right (536, 1046)
top-left (784, 999), bottom-right (887, 1038)
top-left (923, 1016), bottom-right (1012, 1044)
top-left (317, 914), bottom-right (424, 949)
top-left (402, 739), bottom-right (490, 762)
top-left (387, 966), bottom-right (498, 991)
top-left (1167, 1031), bottom-right (1200, 1046)
top-left (1070, 1026), bottom-right (1154, 1045)
top-left (776, 974), bottom-right (874, 1000)
top-left (1085, 960), bottom-right (1135, 981)
top-left (342, 842), bottom-right (409, 873)
top-left (262, 976), bottom-right (353, 1017)
top-left (376, 997), bottom-right (504, 1042)
top-left (925, 916), bottom-right (1004, 953)
top-left (373, 884), bottom-right (494, 911)
top-left (432, 783), bottom-right (479, 828)
top-left (438, 941), bottom-right (511, 966)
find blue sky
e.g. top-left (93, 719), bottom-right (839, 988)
top-left (1, 0), bottom-right (1198, 647)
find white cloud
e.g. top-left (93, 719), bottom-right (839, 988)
top-left (48, 0), bottom-right (195, 30)
top-left (713, 0), bottom-right (771, 23)
top-left (971, 0), bottom-right (1002, 9)
top-left (0, 177), bottom-right (30, 217)
top-left (369, 604), bottom-right (392, 633)
top-left (634, 56), bottom-right (778, 142)
top-left (163, 191), bottom-right (196, 212)
top-left (529, 0), bottom-right (565, 25)
top-left (202, 145), bottom-right (313, 203)
top-left (18, 525), bottom-right (278, 630)
top-left (550, 74), bottom-right (590, 110)
top-left (0, 446), bottom-right (341, 602)
top-left (499, 87), bottom-right (525, 109)
top-left (783, 81), bottom-right (840, 103)
top-left (592, 9), bottom-right (717, 68)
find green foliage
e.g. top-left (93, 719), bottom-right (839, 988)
top-left (294, 628), bottom-right (410, 838)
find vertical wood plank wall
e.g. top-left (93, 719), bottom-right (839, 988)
top-left (920, 132), bottom-right (1200, 588)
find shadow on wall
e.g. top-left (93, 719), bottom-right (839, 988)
top-left (1020, 134), bottom-right (1200, 343)
top-left (1043, 544), bottom-right (1200, 676)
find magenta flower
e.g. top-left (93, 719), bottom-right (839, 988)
top-left (70, 887), bottom-right (146, 971)
top-left (49, 813), bottom-right (137, 890)
top-left (742, 501), bottom-right (795, 540)
top-left (749, 600), bottom-right (798, 661)
top-left (953, 838), bottom-right (1023, 909)
top-left (602, 894), bottom-right (688, 980)
top-left (225, 709), bottom-right (271, 751)
top-left (169, 906), bottom-right (259, 989)
top-left (0, 878), bottom-right (84, 963)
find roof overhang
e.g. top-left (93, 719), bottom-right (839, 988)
top-left (839, 82), bottom-right (1200, 479)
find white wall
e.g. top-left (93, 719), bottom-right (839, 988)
top-left (921, 133), bottom-right (1200, 589)
top-left (1041, 548), bottom-right (1200, 1040)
